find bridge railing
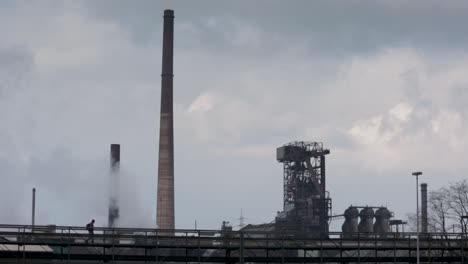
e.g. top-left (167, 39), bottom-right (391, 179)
top-left (0, 224), bottom-right (467, 263)
top-left (0, 224), bottom-right (466, 245)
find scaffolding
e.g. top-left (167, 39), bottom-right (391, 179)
top-left (276, 141), bottom-right (331, 237)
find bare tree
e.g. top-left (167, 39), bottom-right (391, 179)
top-left (446, 180), bottom-right (468, 233)
top-left (405, 181), bottom-right (468, 260)
top-left (428, 188), bottom-right (451, 234)
top-left (406, 180), bottom-right (468, 234)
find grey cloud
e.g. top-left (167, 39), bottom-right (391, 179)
top-left (83, 0), bottom-right (468, 56)
top-left (1, 0), bottom-right (468, 230)
top-left (321, 128), bottom-right (356, 150)
top-left (449, 86), bottom-right (468, 112)
top-left (0, 146), bottom-right (153, 227)
top-left (0, 47), bottom-right (33, 96)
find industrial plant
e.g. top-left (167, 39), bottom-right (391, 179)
top-left (0, 8), bottom-right (467, 264)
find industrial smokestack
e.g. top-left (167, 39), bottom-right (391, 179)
top-left (156, 9), bottom-right (175, 231)
top-left (32, 188), bottom-right (36, 227)
top-left (108, 144), bottom-right (120, 228)
top-left (421, 183), bottom-right (428, 233)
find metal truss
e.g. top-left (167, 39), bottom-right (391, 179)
top-left (276, 141), bottom-right (331, 236)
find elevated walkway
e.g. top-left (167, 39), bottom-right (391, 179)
top-left (0, 224), bottom-right (467, 263)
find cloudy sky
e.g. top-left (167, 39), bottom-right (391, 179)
top-left (1, 0), bottom-right (468, 231)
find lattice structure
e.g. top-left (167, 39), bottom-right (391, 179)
top-left (276, 141), bottom-right (331, 237)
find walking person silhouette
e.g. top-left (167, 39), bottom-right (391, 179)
top-left (85, 219), bottom-right (95, 243)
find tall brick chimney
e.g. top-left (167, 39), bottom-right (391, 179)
top-left (156, 9), bottom-right (175, 231)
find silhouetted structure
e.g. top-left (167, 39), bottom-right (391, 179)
top-left (342, 206), bottom-right (359, 237)
top-left (275, 141), bottom-right (331, 237)
top-left (374, 207), bottom-right (392, 236)
top-left (421, 183), bottom-right (428, 233)
top-left (157, 9), bottom-right (175, 231)
top-left (358, 207), bottom-right (375, 234)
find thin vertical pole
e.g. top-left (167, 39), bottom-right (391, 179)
top-left (393, 232), bottom-right (396, 263)
top-left (155, 230), bottom-right (159, 264)
top-left (374, 235), bottom-right (377, 263)
top-left (197, 230), bottom-right (201, 264)
top-left (416, 175), bottom-right (420, 264)
top-left (281, 234), bottom-right (285, 264)
top-left (239, 232), bottom-right (245, 264)
top-left (144, 231), bottom-right (148, 263)
top-left (358, 232), bottom-right (361, 263)
top-left (22, 226), bottom-right (26, 260)
top-left (303, 242), bottom-right (306, 264)
top-left (185, 232), bottom-right (188, 264)
top-left (266, 232), bottom-right (270, 264)
top-left (68, 227), bottom-right (71, 262)
top-left (461, 233), bottom-right (464, 264)
top-left (320, 234), bottom-right (323, 263)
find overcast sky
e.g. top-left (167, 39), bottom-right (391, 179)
top-left (1, 0), bottom-right (468, 231)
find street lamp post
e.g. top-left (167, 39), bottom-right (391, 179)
top-left (461, 216), bottom-right (468, 264)
top-left (412, 171), bottom-right (423, 264)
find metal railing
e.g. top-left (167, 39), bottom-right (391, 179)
top-left (0, 224), bottom-right (467, 263)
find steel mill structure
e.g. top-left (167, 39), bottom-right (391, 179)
top-left (3, 8), bottom-right (468, 264)
top-left (156, 9), bottom-right (175, 231)
top-left (275, 141), bottom-right (331, 237)
top-left (342, 206), bottom-right (392, 238)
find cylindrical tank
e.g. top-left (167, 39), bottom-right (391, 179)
top-left (342, 207), bottom-right (359, 238)
top-left (374, 207), bottom-right (392, 236)
top-left (358, 207), bottom-right (374, 234)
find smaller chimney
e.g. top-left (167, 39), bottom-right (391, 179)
top-left (421, 183), bottom-right (428, 233)
top-left (32, 188), bottom-right (36, 227)
top-left (108, 144), bottom-right (120, 228)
